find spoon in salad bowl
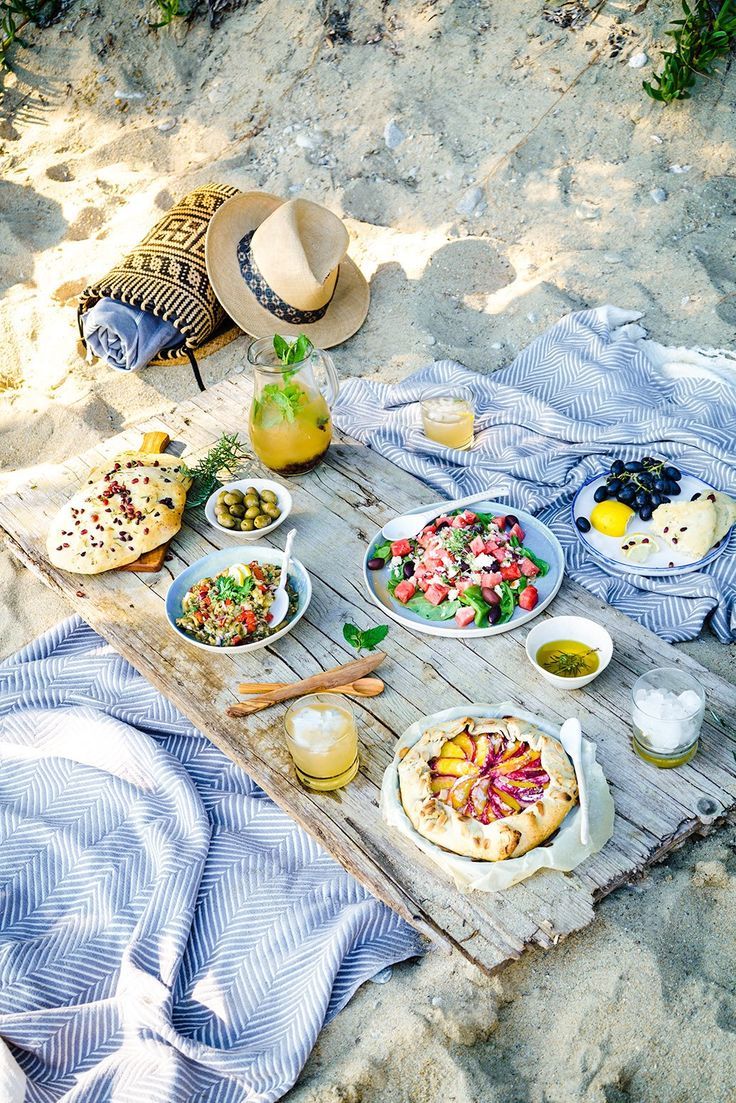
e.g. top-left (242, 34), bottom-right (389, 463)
top-left (269, 527), bottom-right (296, 629)
top-left (559, 717), bottom-right (589, 845)
top-left (381, 489), bottom-right (498, 543)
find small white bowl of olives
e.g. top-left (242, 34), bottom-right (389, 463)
top-left (204, 478), bottom-right (292, 541)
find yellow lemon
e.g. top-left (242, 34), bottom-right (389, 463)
top-left (227, 563), bottom-right (252, 586)
top-left (589, 500), bottom-right (634, 537)
top-left (620, 532), bottom-right (660, 563)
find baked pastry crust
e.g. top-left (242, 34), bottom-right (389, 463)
top-left (398, 715), bottom-right (578, 861)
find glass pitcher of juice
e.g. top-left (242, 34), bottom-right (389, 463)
top-left (247, 336), bottom-right (339, 475)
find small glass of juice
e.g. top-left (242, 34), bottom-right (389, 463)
top-left (284, 694), bottom-right (359, 791)
top-left (420, 388), bottom-right (475, 450)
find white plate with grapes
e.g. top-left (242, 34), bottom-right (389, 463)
top-left (571, 455), bottom-right (735, 577)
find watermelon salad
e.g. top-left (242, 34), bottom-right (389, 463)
top-left (367, 508), bottom-right (550, 629)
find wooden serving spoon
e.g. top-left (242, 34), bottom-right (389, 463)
top-left (227, 651), bottom-right (386, 717)
top-left (238, 676), bottom-right (384, 698)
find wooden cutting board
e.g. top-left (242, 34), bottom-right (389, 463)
top-left (117, 430), bottom-right (178, 574)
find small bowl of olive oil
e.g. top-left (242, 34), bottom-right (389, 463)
top-left (525, 616), bottom-right (613, 690)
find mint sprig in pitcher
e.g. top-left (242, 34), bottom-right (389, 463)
top-left (247, 335), bottom-right (340, 475)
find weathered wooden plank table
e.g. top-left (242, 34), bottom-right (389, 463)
top-left (2, 370), bottom-right (735, 975)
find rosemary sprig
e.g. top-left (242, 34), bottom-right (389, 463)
top-left (182, 433), bottom-right (250, 508)
top-left (644, 0), bottom-right (736, 104)
top-left (542, 647), bottom-right (599, 678)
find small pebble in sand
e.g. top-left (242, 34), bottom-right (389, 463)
top-left (628, 52), bottom-right (649, 69)
top-left (490, 342), bottom-right (503, 350)
top-left (650, 134), bottom-right (664, 144)
top-left (575, 201), bottom-right (600, 220)
top-left (650, 187), bottom-right (668, 204)
top-left (456, 186), bottom-right (485, 217)
top-left (603, 252), bottom-right (624, 263)
top-left (669, 164), bottom-right (692, 174)
top-left (384, 119), bottom-right (406, 150)
top-left (426, 335), bottom-right (436, 346)
top-left (114, 88), bottom-right (145, 101)
top-left (296, 131), bottom-right (321, 150)
top-left (157, 118), bottom-right (177, 133)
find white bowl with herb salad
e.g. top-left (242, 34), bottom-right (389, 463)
top-left (165, 545), bottom-right (311, 653)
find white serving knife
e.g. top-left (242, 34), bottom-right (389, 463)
top-left (559, 716), bottom-right (589, 845)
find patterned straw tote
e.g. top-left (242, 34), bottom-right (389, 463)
top-left (78, 182), bottom-right (241, 389)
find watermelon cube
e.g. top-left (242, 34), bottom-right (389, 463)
top-left (493, 515), bottom-right (507, 529)
top-left (469, 535), bottom-right (486, 556)
top-left (394, 579), bottom-right (416, 604)
top-left (391, 539), bottom-right (412, 558)
top-left (455, 606), bottom-right (476, 628)
top-left (518, 585), bottom-right (539, 611)
top-left (501, 562), bottom-right (521, 581)
top-left (480, 571), bottom-right (503, 588)
top-left (425, 583), bottom-right (450, 606)
top-left (519, 556), bottom-right (540, 578)
top-left (492, 546), bottom-right (508, 563)
top-left (509, 522), bottom-right (525, 541)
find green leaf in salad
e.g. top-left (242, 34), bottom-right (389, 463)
top-left (404, 594), bottom-right (460, 621)
top-left (373, 540), bottom-right (392, 562)
top-left (343, 622), bottom-right (389, 652)
top-left (498, 581), bottom-right (516, 624)
top-left (214, 574), bottom-right (255, 602)
top-left (458, 584), bottom-right (490, 627)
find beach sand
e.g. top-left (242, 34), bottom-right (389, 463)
top-left (1, 2), bottom-right (735, 1099)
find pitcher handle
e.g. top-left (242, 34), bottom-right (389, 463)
top-left (316, 350), bottom-right (340, 408)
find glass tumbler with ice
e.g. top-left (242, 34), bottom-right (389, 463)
top-left (420, 387), bottom-right (475, 450)
top-left (631, 667), bottom-right (705, 768)
top-left (284, 694), bottom-right (359, 791)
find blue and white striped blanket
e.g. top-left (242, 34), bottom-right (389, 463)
top-left (334, 306), bottom-right (736, 643)
top-left (0, 619), bottom-right (423, 1102)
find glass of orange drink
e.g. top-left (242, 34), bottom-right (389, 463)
top-left (284, 694), bottom-right (359, 791)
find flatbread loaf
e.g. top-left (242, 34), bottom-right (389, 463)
top-left (47, 464), bottom-right (187, 574)
top-left (710, 491), bottom-right (736, 545)
top-left (398, 715), bottom-right (578, 862)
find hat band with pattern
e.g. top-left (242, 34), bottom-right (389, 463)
top-left (236, 230), bottom-right (339, 325)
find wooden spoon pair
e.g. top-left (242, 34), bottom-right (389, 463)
top-left (227, 651), bottom-right (386, 717)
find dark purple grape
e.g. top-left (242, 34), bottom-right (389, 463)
top-left (367, 557), bottom-right (385, 570)
top-left (664, 465), bottom-right (682, 481)
top-left (650, 493), bottom-right (663, 507)
top-left (639, 505), bottom-right (653, 522)
top-left (402, 561), bottom-right (415, 579)
top-left (610, 459), bottom-right (625, 476)
top-left (487, 603), bottom-right (501, 625)
top-left (660, 496), bottom-right (671, 504)
top-left (653, 478), bottom-right (667, 492)
top-left (481, 586), bottom-right (500, 606)
top-left (642, 456), bottom-right (654, 466)
top-left (593, 485), bottom-right (610, 503)
top-left (576, 516), bottom-right (591, 533)
top-left (505, 514), bottom-right (519, 529)
top-left (691, 492), bottom-right (702, 501)
top-left (635, 490), bottom-right (650, 508)
top-left (607, 478), bottom-right (622, 494)
top-left (639, 472), bottom-right (654, 489)
top-left (667, 481), bottom-right (682, 496)
top-left (619, 485), bottom-right (636, 504)
top-left (625, 461), bottom-right (644, 473)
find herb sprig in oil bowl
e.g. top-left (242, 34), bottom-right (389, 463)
top-left (525, 616), bottom-right (613, 691)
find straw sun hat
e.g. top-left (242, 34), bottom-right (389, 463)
top-left (205, 192), bottom-right (370, 348)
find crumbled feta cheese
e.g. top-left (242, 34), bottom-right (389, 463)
top-left (448, 588), bottom-right (458, 601)
top-left (471, 553), bottom-right (493, 570)
top-left (389, 556), bottom-right (402, 569)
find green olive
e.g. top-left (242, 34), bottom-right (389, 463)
top-left (263, 502), bottom-right (281, 519)
top-left (260, 489), bottom-right (278, 504)
top-left (223, 490), bottom-right (243, 506)
top-left (253, 513), bottom-right (271, 529)
top-left (215, 508), bottom-right (231, 523)
top-left (219, 513), bottom-right (237, 529)
top-left (245, 486), bottom-right (258, 497)
top-left (240, 517), bottom-right (255, 531)
top-left (217, 491), bottom-right (228, 506)
top-left (244, 495), bottom-right (260, 509)
top-left (229, 503), bottom-right (245, 518)
top-left (244, 505), bottom-right (261, 519)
